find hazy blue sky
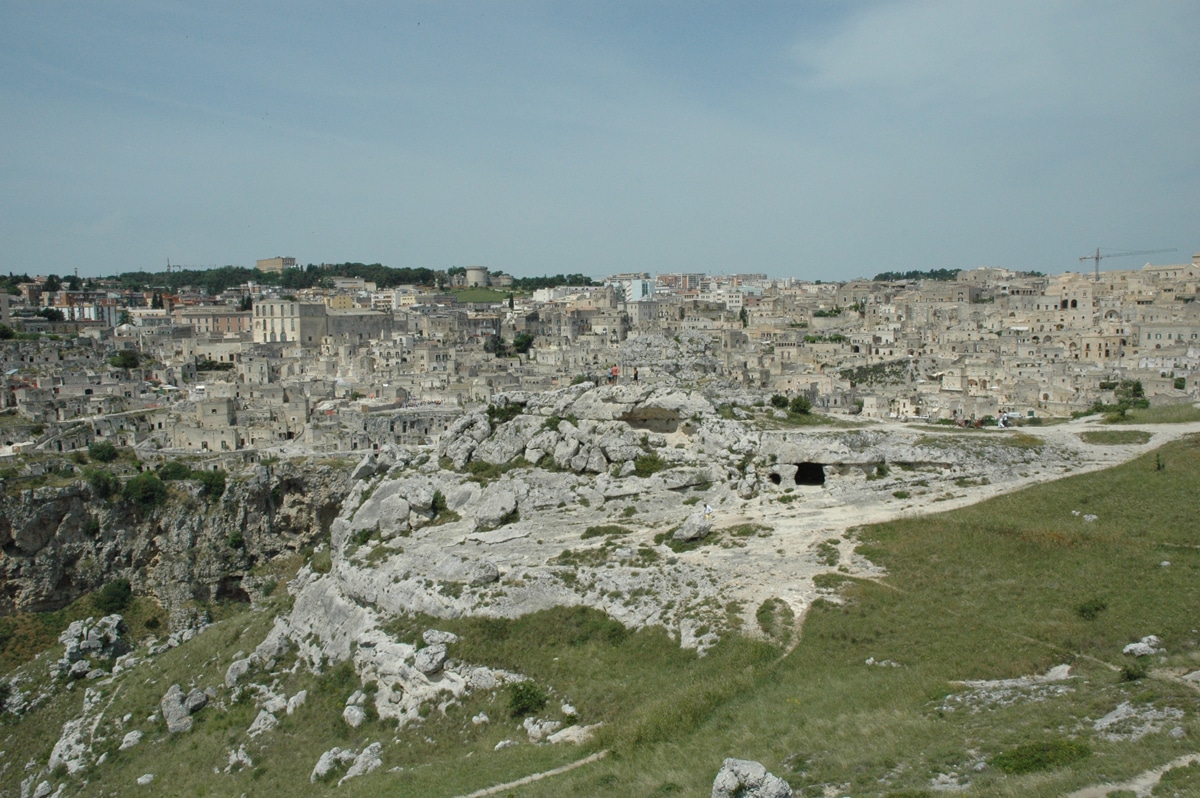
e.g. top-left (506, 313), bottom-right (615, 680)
top-left (2, 1), bottom-right (1197, 280)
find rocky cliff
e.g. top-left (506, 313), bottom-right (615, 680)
top-left (0, 461), bottom-right (351, 623)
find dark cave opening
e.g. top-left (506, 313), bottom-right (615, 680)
top-left (794, 462), bottom-right (826, 486)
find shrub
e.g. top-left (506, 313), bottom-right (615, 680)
top-left (84, 467), bottom-right (120, 500)
top-left (1120, 660), bottom-right (1147, 682)
top-left (815, 540), bottom-right (840, 566)
top-left (633, 453), bottom-right (667, 478)
top-left (88, 441), bottom-right (119, 463)
top-left (770, 394), bottom-right (789, 409)
top-left (227, 530), bottom-right (245, 550)
top-left (93, 578), bottom-right (133, 614)
top-left (109, 350), bottom-right (140, 369)
top-left (311, 547), bottom-right (333, 574)
top-left (157, 461), bottom-right (191, 480)
top-left (1075, 598), bottom-right (1107, 620)
top-left (431, 490), bottom-right (448, 516)
top-left (486, 402), bottom-right (524, 425)
top-left (789, 395), bottom-right (812, 415)
top-left (582, 524), bottom-right (633, 539)
top-left (466, 460), bottom-right (504, 482)
top-left (990, 739), bottom-right (1090, 774)
top-left (508, 680), bottom-right (548, 718)
top-left (756, 597), bottom-right (795, 642)
top-left (195, 469), bottom-right (226, 500)
top-left (123, 472), bottom-right (167, 510)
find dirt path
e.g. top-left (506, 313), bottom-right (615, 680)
top-left (451, 749), bottom-right (609, 798)
top-left (1063, 752), bottom-right (1200, 798)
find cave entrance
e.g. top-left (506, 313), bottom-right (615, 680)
top-left (794, 462), bottom-right (825, 486)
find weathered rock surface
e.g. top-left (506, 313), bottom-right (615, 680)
top-left (413, 644), bottom-right (447, 675)
top-left (711, 758), bottom-right (794, 798)
top-left (0, 461), bottom-right (351, 623)
top-left (160, 684), bottom-right (194, 733)
top-left (673, 513), bottom-right (713, 542)
top-left (54, 615), bottom-right (129, 678)
top-left (310, 743), bottom-right (381, 785)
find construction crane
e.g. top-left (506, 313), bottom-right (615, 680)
top-left (1079, 247), bottom-right (1176, 281)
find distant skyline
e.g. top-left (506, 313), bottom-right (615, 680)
top-left (2, 2), bottom-right (1197, 281)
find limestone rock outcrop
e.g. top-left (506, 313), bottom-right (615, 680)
top-left (711, 758), bottom-right (794, 798)
top-left (0, 461), bottom-right (351, 622)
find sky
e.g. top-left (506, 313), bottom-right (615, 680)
top-left (2, 1), bottom-right (1198, 281)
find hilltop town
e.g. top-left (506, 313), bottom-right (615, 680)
top-left (1, 256), bottom-right (1198, 459)
top-left (2, 257), bottom-right (1200, 797)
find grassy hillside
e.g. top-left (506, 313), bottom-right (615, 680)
top-left (3, 436), bottom-right (1199, 797)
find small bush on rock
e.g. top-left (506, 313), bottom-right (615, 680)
top-left (634, 453), bottom-right (666, 478)
top-left (123, 472), bottom-right (167, 510)
top-left (195, 469), bottom-right (226, 500)
top-left (486, 402), bottom-right (524, 425)
top-left (84, 467), bottom-right (120, 500)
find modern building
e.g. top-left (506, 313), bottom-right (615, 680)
top-left (256, 257), bottom-right (296, 274)
top-left (252, 299), bottom-right (327, 345)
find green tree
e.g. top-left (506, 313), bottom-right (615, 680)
top-left (789, 395), bottom-right (812, 415)
top-left (157, 461), bottom-right (191, 480)
top-left (0, 325), bottom-right (13, 340)
top-left (123, 472), bottom-right (167, 510)
top-left (195, 469), bottom-right (227, 500)
top-left (37, 307), bottom-right (65, 322)
top-left (43, 274), bottom-right (62, 292)
top-left (109, 350), bottom-right (140, 369)
top-left (88, 440), bottom-right (119, 462)
top-left (739, 306), bottom-right (749, 327)
top-left (83, 466), bottom-right (120, 499)
top-left (513, 332), bottom-right (535, 355)
top-left (117, 309), bottom-right (132, 326)
top-left (769, 394), bottom-right (789, 409)
top-left (93, 579), bottom-right (133, 614)
top-left (483, 335), bottom-right (509, 358)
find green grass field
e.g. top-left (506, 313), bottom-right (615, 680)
top-left (449, 287), bottom-right (514, 303)
top-left (4, 436), bottom-right (1199, 796)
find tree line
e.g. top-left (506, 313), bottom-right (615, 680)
top-left (3, 264), bottom-right (600, 297)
